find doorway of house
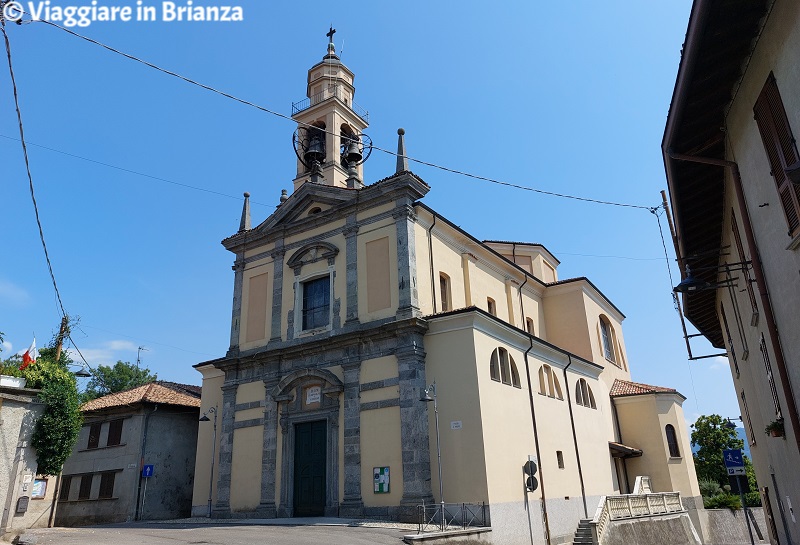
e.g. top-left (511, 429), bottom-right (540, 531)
top-left (293, 420), bottom-right (327, 516)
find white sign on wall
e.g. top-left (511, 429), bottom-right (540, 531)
top-left (306, 386), bottom-right (321, 404)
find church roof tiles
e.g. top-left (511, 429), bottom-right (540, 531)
top-left (610, 379), bottom-right (678, 398)
top-left (80, 381), bottom-right (202, 412)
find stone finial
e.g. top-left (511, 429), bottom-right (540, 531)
top-left (280, 189), bottom-right (288, 203)
top-left (239, 192), bottom-right (251, 232)
top-left (309, 161), bottom-right (324, 185)
top-left (396, 128), bottom-right (409, 173)
top-left (346, 162), bottom-right (363, 190)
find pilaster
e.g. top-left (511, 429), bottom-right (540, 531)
top-left (339, 359), bottom-right (364, 516)
top-left (394, 203), bottom-right (421, 319)
top-left (269, 245), bottom-right (285, 343)
top-left (344, 219), bottom-right (360, 326)
top-left (212, 382), bottom-right (238, 517)
top-left (396, 334), bottom-right (434, 519)
top-left (227, 259), bottom-right (245, 356)
top-left (257, 378), bottom-right (280, 517)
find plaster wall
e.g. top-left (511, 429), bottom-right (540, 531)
top-left (719, 2), bottom-right (800, 540)
top-left (0, 394), bottom-right (54, 534)
top-left (192, 367), bottom-right (223, 516)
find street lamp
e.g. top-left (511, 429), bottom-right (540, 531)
top-left (420, 382), bottom-right (444, 530)
top-left (199, 406), bottom-right (217, 518)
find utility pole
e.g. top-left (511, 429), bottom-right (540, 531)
top-left (54, 315), bottom-right (69, 362)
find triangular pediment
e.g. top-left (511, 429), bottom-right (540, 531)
top-left (255, 183), bottom-right (356, 232)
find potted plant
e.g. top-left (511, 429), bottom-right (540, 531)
top-left (765, 418), bottom-right (785, 438)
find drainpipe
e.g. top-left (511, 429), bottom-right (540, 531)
top-left (524, 339), bottom-right (551, 545)
top-left (427, 213), bottom-right (437, 313)
top-left (135, 404), bottom-right (158, 521)
top-left (563, 355), bottom-right (588, 518)
top-left (667, 151), bottom-right (800, 452)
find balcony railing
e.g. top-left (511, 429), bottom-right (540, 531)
top-left (591, 492), bottom-right (685, 544)
top-left (291, 85), bottom-right (369, 123)
top-left (417, 502), bottom-right (488, 533)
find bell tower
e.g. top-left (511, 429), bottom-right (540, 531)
top-left (291, 28), bottom-right (371, 191)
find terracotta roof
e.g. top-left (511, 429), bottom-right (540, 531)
top-left (610, 379), bottom-right (678, 398)
top-left (609, 441), bottom-right (643, 459)
top-left (80, 381), bottom-right (201, 412)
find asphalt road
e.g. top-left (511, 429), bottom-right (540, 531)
top-left (24, 522), bottom-right (410, 545)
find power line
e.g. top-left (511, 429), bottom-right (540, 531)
top-left (32, 18), bottom-right (655, 212)
top-left (1, 24), bottom-right (66, 318)
top-left (0, 133), bottom-right (272, 207)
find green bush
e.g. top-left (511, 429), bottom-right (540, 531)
top-left (25, 360), bottom-right (82, 476)
top-left (704, 494), bottom-right (742, 510)
top-left (744, 491), bottom-right (762, 507)
top-left (699, 479), bottom-right (723, 498)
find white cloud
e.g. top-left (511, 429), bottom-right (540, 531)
top-left (1, 341), bottom-right (12, 354)
top-left (0, 279), bottom-right (30, 306)
top-left (66, 340), bottom-right (139, 367)
top-left (107, 340), bottom-right (138, 351)
top-left (709, 356), bottom-right (730, 372)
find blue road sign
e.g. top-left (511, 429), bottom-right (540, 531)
top-left (142, 464), bottom-right (154, 478)
top-left (723, 449), bottom-right (745, 475)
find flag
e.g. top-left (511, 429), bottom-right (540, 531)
top-left (20, 338), bottom-right (37, 370)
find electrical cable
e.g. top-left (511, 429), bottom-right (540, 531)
top-left (31, 18), bottom-right (655, 212)
top-left (1, 24), bottom-right (66, 318)
top-left (0, 133), bottom-right (272, 207)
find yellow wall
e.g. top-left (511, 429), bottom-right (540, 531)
top-left (192, 365), bottom-right (224, 510)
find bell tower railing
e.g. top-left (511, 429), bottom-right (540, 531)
top-left (292, 85), bottom-right (369, 123)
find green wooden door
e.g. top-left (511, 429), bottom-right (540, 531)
top-left (293, 420), bottom-right (326, 516)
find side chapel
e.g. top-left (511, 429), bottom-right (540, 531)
top-left (192, 33), bottom-right (701, 545)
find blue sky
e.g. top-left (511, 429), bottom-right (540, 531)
top-left (0, 1), bottom-right (740, 427)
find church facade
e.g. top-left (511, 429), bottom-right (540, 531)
top-left (191, 36), bottom-right (701, 545)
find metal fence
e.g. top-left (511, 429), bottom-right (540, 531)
top-left (291, 85), bottom-right (369, 122)
top-left (417, 502), bottom-right (488, 533)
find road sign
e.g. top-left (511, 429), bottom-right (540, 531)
top-left (723, 449), bottom-right (746, 476)
top-left (142, 464), bottom-right (154, 478)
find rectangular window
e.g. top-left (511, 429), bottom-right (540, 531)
top-left (487, 297), bottom-right (496, 316)
top-left (439, 273), bottom-right (450, 312)
top-left (78, 475), bottom-right (92, 500)
top-left (106, 419), bottom-right (123, 447)
top-left (87, 422), bottom-right (102, 449)
top-left (730, 212), bottom-right (758, 324)
top-left (720, 304), bottom-right (739, 377)
top-left (760, 333), bottom-right (782, 418)
top-left (302, 276), bottom-right (330, 330)
top-left (741, 391), bottom-right (756, 446)
top-left (526, 318), bottom-right (534, 335)
top-left (98, 472), bottom-right (115, 499)
top-left (556, 451), bottom-right (564, 469)
top-left (59, 476), bottom-right (72, 501)
top-left (754, 72), bottom-right (800, 237)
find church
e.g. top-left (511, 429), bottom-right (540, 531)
top-left (191, 33), bottom-right (701, 545)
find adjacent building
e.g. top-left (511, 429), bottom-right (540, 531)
top-left (193, 36), bottom-right (702, 545)
top-left (55, 381), bottom-right (200, 526)
top-left (0, 380), bottom-right (58, 537)
top-left (663, 1), bottom-right (800, 543)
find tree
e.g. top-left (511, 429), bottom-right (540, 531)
top-left (691, 414), bottom-right (745, 485)
top-left (82, 360), bottom-right (157, 402)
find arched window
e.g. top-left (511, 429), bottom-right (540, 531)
top-left (490, 350), bottom-right (501, 382)
top-left (490, 347), bottom-right (520, 388)
top-left (526, 318), bottom-right (535, 335)
top-left (487, 297), bottom-right (497, 316)
top-left (665, 424), bottom-right (681, 457)
top-left (537, 364), bottom-right (563, 399)
top-left (599, 316), bottom-right (616, 363)
top-left (575, 378), bottom-right (596, 409)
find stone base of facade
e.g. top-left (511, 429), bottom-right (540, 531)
top-left (338, 499), bottom-right (364, 518)
top-left (254, 502), bottom-right (277, 518)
